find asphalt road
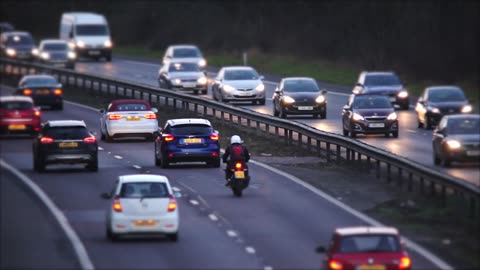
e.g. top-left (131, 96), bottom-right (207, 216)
top-left (0, 85), bottom-right (445, 269)
top-left (73, 55), bottom-right (480, 186)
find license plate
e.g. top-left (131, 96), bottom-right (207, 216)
top-left (467, 150), bottom-right (480, 156)
top-left (88, 50), bottom-right (100, 55)
top-left (390, 97), bottom-right (396, 102)
top-left (238, 92), bottom-right (252, 96)
top-left (126, 116), bottom-right (141, 121)
top-left (59, 142), bottom-right (78, 148)
top-left (133, 220), bottom-right (157, 227)
top-left (183, 83), bottom-right (196, 88)
top-left (369, 123), bottom-right (385, 128)
top-left (234, 171), bottom-right (245, 179)
top-left (36, 89), bottom-right (50, 95)
top-left (8, 124), bottom-right (26, 130)
top-left (183, 138), bottom-right (202, 144)
top-left (298, 106), bottom-right (314, 111)
top-left (358, 264), bottom-right (386, 270)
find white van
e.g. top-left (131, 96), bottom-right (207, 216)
top-left (59, 12), bottom-right (112, 61)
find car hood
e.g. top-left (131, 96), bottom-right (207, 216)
top-left (224, 80), bottom-right (262, 89)
top-left (284, 91), bottom-right (323, 100)
top-left (364, 85), bottom-right (403, 94)
top-left (74, 36), bottom-right (109, 46)
top-left (354, 108), bottom-right (394, 116)
top-left (447, 134), bottom-right (480, 144)
top-left (428, 101), bottom-right (468, 109)
top-left (169, 71), bottom-right (204, 79)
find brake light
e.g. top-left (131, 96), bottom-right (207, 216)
top-left (210, 134), bottom-right (219, 140)
top-left (167, 195), bottom-right (177, 212)
top-left (235, 162), bottom-right (243, 170)
top-left (40, 137), bottom-right (54, 144)
top-left (399, 256), bottom-right (411, 269)
top-left (108, 114), bottom-right (122, 120)
top-left (83, 135), bottom-right (96, 144)
top-left (112, 196), bottom-right (122, 212)
top-left (144, 113), bottom-right (157, 119)
top-left (23, 89), bottom-right (32, 95)
top-left (53, 89), bottom-right (62, 95)
top-left (34, 110), bottom-right (41, 117)
top-left (163, 134), bottom-right (174, 142)
top-left (328, 260), bottom-right (343, 270)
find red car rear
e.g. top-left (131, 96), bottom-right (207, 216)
top-left (0, 96), bottom-right (41, 136)
top-left (316, 226), bottom-right (412, 270)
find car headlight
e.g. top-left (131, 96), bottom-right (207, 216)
top-left (76, 40), bottom-right (85, 48)
top-left (197, 76), bottom-right (208, 85)
top-left (446, 140), bottom-right (461, 149)
top-left (67, 51), bottom-right (77, 59)
top-left (315, 95), bottom-right (326, 103)
top-left (172, 78), bottom-right (182, 85)
top-left (397, 90), bottom-right (409, 98)
top-left (198, 59), bottom-right (206, 68)
top-left (352, 113), bottom-right (364, 121)
top-left (40, 52), bottom-right (50, 60)
top-left (283, 96), bottom-right (295, 104)
top-left (31, 48), bottom-right (39, 56)
top-left (428, 106), bottom-right (440, 113)
top-left (104, 40), bottom-right (112, 48)
top-left (223, 85), bottom-right (236, 92)
top-left (387, 112), bottom-right (398, 120)
top-left (255, 83), bottom-right (265, 91)
top-left (461, 105), bottom-right (472, 113)
top-left (68, 42), bottom-right (76, 49)
top-left (6, 48), bottom-right (16, 56)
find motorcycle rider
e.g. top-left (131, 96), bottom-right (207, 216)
top-left (223, 135), bottom-right (250, 186)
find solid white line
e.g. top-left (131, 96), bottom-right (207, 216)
top-left (197, 195), bottom-right (210, 208)
top-left (249, 159), bottom-right (453, 270)
top-left (208, 214), bottom-right (218, 221)
top-left (264, 266), bottom-right (274, 270)
top-left (132, 165), bottom-right (142, 169)
top-left (113, 155), bottom-right (123, 160)
top-left (245, 246), bottom-right (256, 254)
top-left (407, 129), bottom-right (417, 133)
top-left (226, 230), bottom-right (237, 237)
top-left (189, 200), bottom-right (199, 205)
top-left (0, 159), bottom-right (94, 270)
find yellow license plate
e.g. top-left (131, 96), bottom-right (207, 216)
top-left (36, 89), bottom-right (50, 94)
top-left (359, 265), bottom-right (386, 270)
top-left (8, 124), bottom-right (26, 130)
top-left (59, 142), bottom-right (78, 148)
top-left (184, 138), bottom-right (202, 143)
top-left (126, 116), bottom-right (141, 121)
top-left (133, 220), bottom-right (157, 227)
top-left (234, 171), bottom-right (245, 179)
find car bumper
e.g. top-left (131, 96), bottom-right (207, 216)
top-left (283, 103), bottom-right (326, 114)
top-left (75, 48), bottom-right (111, 58)
top-left (110, 213), bottom-right (179, 234)
top-left (107, 122), bottom-right (158, 137)
top-left (351, 120), bottom-right (398, 134)
top-left (43, 152), bottom-right (97, 165)
top-left (0, 119), bottom-right (41, 134)
top-left (163, 147), bottom-right (220, 163)
top-left (389, 95), bottom-right (409, 107)
top-left (32, 95), bottom-right (63, 107)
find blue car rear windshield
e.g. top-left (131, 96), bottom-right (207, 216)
top-left (338, 235), bottom-right (401, 253)
top-left (447, 118), bottom-right (480, 135)
top-left (120, 182), bottom-right (169, 198)
top-left (171, 124), bottom-right (212, 135)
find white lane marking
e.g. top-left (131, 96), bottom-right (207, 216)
top-left (98, 147), bottom-right (104, 151)
top-left (407, 129), bottom-right (417, 133)
top-left (208, 214), bottom-right (218, 221)
top-left (178, 182), bottom-right (197, 193)
top-left (113, 155), bottom-right (123, 160)
top-left (132, 165), bottom-right (142, 169)
top-left (0, 159), bottom-right (95, 270)
top-left (121, 59), bottom-right (160, 68)
top-left (245, 246), bottom-right (256, 254)
top-left (197, 195), bottom-right (210, 208)
top-left (172, 186), bottom-right (181, 192)
top-left (226, 230), bottom-right (237, 237)
top-left (264, 266), bottom-right (274, 270)
top-left (249, 159), bottom-right (453, 270)
top-left (189, 200), bottom-right (199, 205)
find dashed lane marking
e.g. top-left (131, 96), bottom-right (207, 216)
top-left (226, 230), bottom-right (237, 237)
top-left (189, 200), bottom-right (199, 205)
top-left (113, 155), bottom-right (123, 160)
top-left (132, 165), bottom-right (141, 169)
top-left (208, 214), bottom-right (218, 221)
top-left (245, 246), bottom-right (256, 254)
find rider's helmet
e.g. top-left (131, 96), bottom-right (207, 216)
top-left (230, 135), bottom-right (242, 145)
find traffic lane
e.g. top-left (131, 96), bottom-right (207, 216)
top-left (0, 162), bottom-right (80, 269)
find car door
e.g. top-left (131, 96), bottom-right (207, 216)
top-left (272, 80), bottom-right (283, 111)
top-left (342, 95), bottom-right (355, 130)
top-left (432, 117), bottom-right (448, 157)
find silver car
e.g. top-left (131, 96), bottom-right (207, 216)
top-left (162, 44), bottom-right (207, 70)
top-left (211, 66), bottom-right (266, 105)
top-left (158, 61), bottom-right (208, 95)
top-left (34, 39), bottom-right (76, 69)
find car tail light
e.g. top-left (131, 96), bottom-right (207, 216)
top-left (53, 89), bottom-right (62, 95)
top-left (23, 89), bottom-right (32, 95)
top-left (163, 134), bottom-right (174, 142)
top-left (144, 113), bottom-right (157, 119)
top-left (328, 260), bottom-right (343, 270)
top-left (112, 196), bottom-right (122, 212)
top-left (108, 114), bottom-right (122, 120)
top-left (235, 162), bottom-right (243, 170)
top-left (83, 136), bottom-right (96, 144)
top-left (34, 110), bottom-right (41, 117)
top-left (40, 137), bottom-right (54, 144)
top-left (210, 134), bottom-right (219, 140)
top-left (399, 256), bottom-right (411, 269)
top-left (167, 195), bottom-right (177, 212)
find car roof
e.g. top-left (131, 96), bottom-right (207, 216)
top-left (426, 86), bottom-right (463, 91)
top-left (2, 31), bottom-right (31, 37)
top-left (21, 74), bottom-right (57, 80)
top-left (110, 99), bottom-right (149, 105)
top-left (166, 118), bottom-right (212, 126)
top-left (0, 96), bottom-right (34, 103)
top-left (222, 66), bottom-right (256, 71)
top-left (336, 226), bottom-right (399, 236)
top-left (169, 44), bottom-right (199, 50)
top-left (363, 71), bottom-right (397, 76)
top-left (283, 77), bottom-right (316, 82)
top-left (40, 39), bottom-right (68, 44)
top-left (46, 120), bottom-right (86, 128)
top-left (119, 174), bottom-right (170, 184)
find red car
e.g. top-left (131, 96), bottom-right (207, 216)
top-left (0, 96), bottom-right (41, 136)
top-left (316, 226), bottom-right (412, 270)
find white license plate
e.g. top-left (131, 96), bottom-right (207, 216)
top-left (389, 97), bottom-right (396, 102)
top-left (88, 50), bottom-right (100, 55)
top-left (298, 106), bottom-right (314, 111)
top-left (466, 150), bottom-right (480, 156)
top-left (238, 92), bottom-right (252, 96)
top-left (369, 123), bottom-right (385, 128)
top-left (183, 83), bottom-right (196, 88)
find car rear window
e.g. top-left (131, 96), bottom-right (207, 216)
top-left (120, 182), bottom-right (169, 198)
top-left (338, 235), bottom-right (401, 253)
top-left (111, 103), bottom-right (149, 111)
top-left (0, 101), bottom-right (32, 110)
top-left (23, 77), bottom-right (58, 87)
top-left (170, 124), bottom-right (212, 135)
top-left (43, 126), bottom-right (90, 139)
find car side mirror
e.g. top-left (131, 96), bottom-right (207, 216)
top-left (100, 192), bottom-right (111, 199)
top-left (321, 89), bottom-right (327, 95)
top-left (259, 75), bottom-right (265, 80)
top-left (343, 105), bottom-right (351, 111)
top-left (151, 108), bottom-right (158, 113)
top-left (90, 131), bottom-right (98, 136)
top-left (274, 88), bottom-right (280, 94)
top-left (153, 131), bottom-right (161, 138)
top-left (99, 109), bottom-right (105, 113)
top-left (173, 191), bottom-right (182, 198)
top-left (315, 246), bottom-right (326, 253)
top-left (57, 83), bottom-right (62, 88)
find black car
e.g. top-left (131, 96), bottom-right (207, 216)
top-left (342, 94), bottom-right (399, 138)
top-left (432, 114), bottom-right (480, 167)
top-left (415, 86), bottom-right (472, 130)
top-left (154, 118), bottom-right (220, 168)
top-left (0, 31), bottom-right (36, 60)
top-left (35, 39), bottom-right (76, 69)
top-left (272, 77), bottom-right (327, 119)
top-left (33, 120), bottom-right (98, 172)
top-left (15, 75), bottom-right (64, 110)
top-left (352, 71), bottom-right (409, 110)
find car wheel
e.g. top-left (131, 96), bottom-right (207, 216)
top-left (106, 228), bottom-right (118, 241)
top-left (100, 131), bottom-right (106, 141)
top-left (392, 131), bottom-right (399, 138)
top-left (202, 89), bottom-right (207, 95)
top-left (258, 99), bottom-right (266, 105)
top-left (33, 155), bottom-right (45, 172)
top-left (320, 111), bottom-right (327, 119)
top-left (343, 128), bottom-right (349, 136)
top-left (105, 131), bottom-right (114, 142)
top-left (154, 145), bottom-right (162, 166)
top-left (425, 118), bottom-right (433, 130)
top-left (86, 158), bottom-right (98, 172)
top-left (350, 131), bottom-right (357, 138)
top-left (194, 90), bottom-right (199, 95)
top-left (312, 114), bottom-right (319, 119)
top-left (384, 132), bottom-right (390, 138)
top-left (167, 232), bottom-right (178, 242)
top-left (209, 158), bottom-right (220, 168)
top-left (161, 157), bottom-right (170, 169)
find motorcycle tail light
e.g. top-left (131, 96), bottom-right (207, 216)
top-left (235, 162), bottom-right (243, 170)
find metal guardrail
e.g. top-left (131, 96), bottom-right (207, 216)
top-left (1, 58), bottom-right (478, 225)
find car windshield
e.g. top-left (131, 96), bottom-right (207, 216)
top-left (23, 77), bottom-right (58, 87)
top-left (224, 70), bottom-right (259, 80)
top-left (284, 80), bottom-right (319, 92)
top-left (171, 124), bottom-right (212, 135)
top-left (111, 103), bottom-right (149, 111)
top-left (365, 74), bottom-right (401, 86)
top-left (447, 118), bottom-right (480, 135)
top-left (76, 24), bottom-right (108, 36)
top-left (172, 48), bottom-right (201, 58)
top-left (168, 62), bottom-right (200, 72)
top-left (353, 96), bottom-right (392, 109)
top-left (6, 35), bottom-right (34, 46)
top-left (120, 182), bottom-right (169, 198)
top-left (43, 126), bottom-right (90, 139)
top-left (43, 43), bottom-right (68, 51)
top-left (428, 88), bottom-right (466, 102)
top-left (0, 101), bottom-right (32, 110)
top-left (338, 235), bottom-right (401, 253)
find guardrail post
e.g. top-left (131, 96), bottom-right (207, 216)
top-left (420, 177), bottom-right (425, 194)
top-left (256, 121), bottom-right (260, 135)
top-left (336, 145), bottom-right (340, 164)
top-left (397, 168), bottom-right (403, 187)
top-left (316, 140), bottom-right (321, 157)
top-left (229, 114), bottom-right (233, 127)
top-left (275, 126), bottom-right (279, 137)
top-left (376, 160), bottom-right (381, 178)
top-left (221, 111), bottom-right (225, 124)
top-left (440, 185), bottom-right (447, 207)
top-left (407, 172), bottom-right (413, 192)
top-left (203, 105), bottom-right (207, 115)
top-left (430, 180), bottom-right (436, 197)
top-left (288, 130), bottom-right (293, 145)
top-left (346, 149), bottom-right (351, 161)
top-left (307, 137), bottom-right (312, 152)
top-left (387, 164), bottom-right (392, 183)
top-left (326, 143), bottom-right (331, 162)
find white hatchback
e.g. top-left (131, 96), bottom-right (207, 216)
top-left (102, 174), bottom-right (180, 241)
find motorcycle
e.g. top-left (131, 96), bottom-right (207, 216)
top-left (227, 161), bottom-right (250, 197)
